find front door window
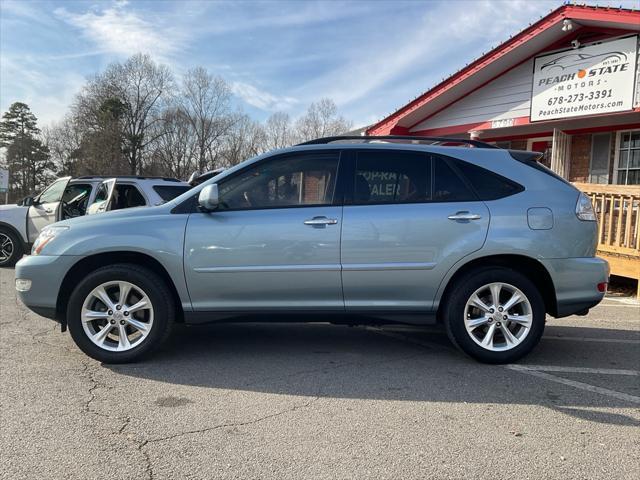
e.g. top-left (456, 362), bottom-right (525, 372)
top-left (37, 179), bottom-right (68, 204)
top-left (218, 153), bottom-right (339, 210)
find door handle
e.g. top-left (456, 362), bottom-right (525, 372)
top-left (304, 216), bottom-right (338, 227)
top-left (448, 211), bottom-right (482, 221)
top-left (45, 209), bottom-right (54, 214)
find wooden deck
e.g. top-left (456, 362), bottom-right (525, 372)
top-left (574, 182), bottom-right (640, 297)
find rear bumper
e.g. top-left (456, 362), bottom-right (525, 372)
top-left (540, 257), bottom-right (609, 318)
top-left (14, 254), bottom-right (80, 321)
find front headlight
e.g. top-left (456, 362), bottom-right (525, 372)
top-left (32, 226), bottom-right (69, 255)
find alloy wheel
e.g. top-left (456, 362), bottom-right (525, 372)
top-left (81, 281), bottom-right (154, 352)
top-left (0, 233), bottom-right (14, 264)
top-left (463, 282), bottom-right (533, 352)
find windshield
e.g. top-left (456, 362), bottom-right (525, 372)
top-left (168, 151), bottom-right (272, 207)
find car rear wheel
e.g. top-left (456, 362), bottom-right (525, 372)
top-left (0, 229), bottom-right (23, 268)
top-left (67, 264), bottom-right (174, 363)
top-left (444, 267), bottom-right (545, 364)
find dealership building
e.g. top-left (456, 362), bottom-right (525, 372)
top-left (367, 3), bottom-right (640, 289)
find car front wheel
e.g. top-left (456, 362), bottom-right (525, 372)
top-left (67, 264), bottom-right (174, 363)
top-left (0, 229), bottom-right (23, 268)
top-left (444, 267), bottom-right (545, 364)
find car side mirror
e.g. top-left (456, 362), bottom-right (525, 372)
top-left (19, 196), bottom-right (34, 207)
top-left (198, 184), bottom-right (220, 212)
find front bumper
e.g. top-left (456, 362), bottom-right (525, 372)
top-left (14, 254), bottom-right (81, 321)
top-left (540, 257), bottom-right (609, 318)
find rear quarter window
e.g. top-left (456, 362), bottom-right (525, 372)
top-left (153, 185), bottom-right (192, 202)
top-left (453, 160), bottom-right (524, 200)
top-left (433, 159), bottom-right (477, 202)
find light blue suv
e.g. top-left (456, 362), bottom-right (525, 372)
top-left (15, 136), bottom-right (609, 364)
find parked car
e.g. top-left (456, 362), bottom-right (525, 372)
top-left (85, 177), bottom-right (191, 215)
top-left (0, 176), bottom-right (190, 267)
top-left (14, 136), bottom-right (608, 364)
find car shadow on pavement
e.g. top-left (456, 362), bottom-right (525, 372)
top-left (105, 322), bottom-right (640, 424)
top-left (551, 406), bottom-right (640, 427)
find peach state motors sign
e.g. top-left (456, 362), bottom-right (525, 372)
top-left (531, 35), bottom-right (638, 122)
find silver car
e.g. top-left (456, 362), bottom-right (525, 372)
top-left (0, 175), bottom-right (191, 267)
top-left (15, 137), bottom-right (609, 364)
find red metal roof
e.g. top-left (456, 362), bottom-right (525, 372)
top-left (366, 4), bottom-right (640, 136)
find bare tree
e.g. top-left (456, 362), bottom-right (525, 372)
top-left (149, 107), bottom-right (196, 179)
top-left (70, 54), bottom-right (173, 175)
top-left (217, 113), bottom-right (266, 168)
top-left (294, 98), bottom-right (352, 142)
top-left (263, 112), bottom-right (293, 150)
top-left (41, 116), bottom-right (83, 176)
top-left (31, 53), bottom-right (355, 183)
top-left (106, 54), bottom-right (174, 174)
top-left (180, 67), bottom-right (234, 173)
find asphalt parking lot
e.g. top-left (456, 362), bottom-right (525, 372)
top-left (1, 267), bottom-right (638, 480)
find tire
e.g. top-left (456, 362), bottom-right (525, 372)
top-left (67, 264), bottom-right (175, 363)
top-left (443, 267), bottom-right (545, 364)
top-left (0, 228), bottom-right (24, 268)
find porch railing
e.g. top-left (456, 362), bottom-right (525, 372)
top-left (573, 183), bottom-right (640, 257)
top-left (574, 183), bottom-right (640, 296)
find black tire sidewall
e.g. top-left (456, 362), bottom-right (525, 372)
top-left (67, 264), bottom-right (174, 363)
top-left (0, 229), bottom-right (24, 268)
top-left (444, 267), bottom-right (545, 364)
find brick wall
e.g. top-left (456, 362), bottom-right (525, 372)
top-left (303, 173), bottom-right (322, 203)
top-left (569, 134), bottom-right (591, 183)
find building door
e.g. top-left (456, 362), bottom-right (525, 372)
top-left (551, 129), bottom-right (572, 179)
top-left (589, 133), bottom-right (611, 184)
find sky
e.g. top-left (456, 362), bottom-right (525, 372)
top-left (1, 0), bottom-right (639, 129)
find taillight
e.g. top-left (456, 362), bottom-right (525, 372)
top-left (576, 193), bottom-right (596, 221)
top-left (597, 282), bottom-right (607, 293)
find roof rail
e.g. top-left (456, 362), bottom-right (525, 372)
top-left (297, 135), bottom-right (498, 149)
top-left (76, 175), bottom-right (181, 182)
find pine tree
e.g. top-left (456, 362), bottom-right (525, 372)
top-left (0, 102), bottom-right (54, 199)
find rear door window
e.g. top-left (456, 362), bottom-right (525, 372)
top-left (353, 151), bottom-right (431, 204)
top-left (352, 150), bottom-right (481, 204)
top-left (93, 183), bottom-right (109, 203)
top-left (61, 183), bottom-right (92, 217)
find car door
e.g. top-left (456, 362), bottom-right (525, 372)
top-left (184, 151), bottom-right (345, 312)
top-left (340, 149), bottom-right (490, 312)
top-left (86, 179), bottom-right (116, 215)
top-left (56, 182), bottom-right (94, 220)
top-left (26, 177), bottom-right (71, 242)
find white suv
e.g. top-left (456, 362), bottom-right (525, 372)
top-left (0, 176), bottom-right (190, 267)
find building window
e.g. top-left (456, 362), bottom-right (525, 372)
top-left (616, 130), bottom-right (640, 185)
